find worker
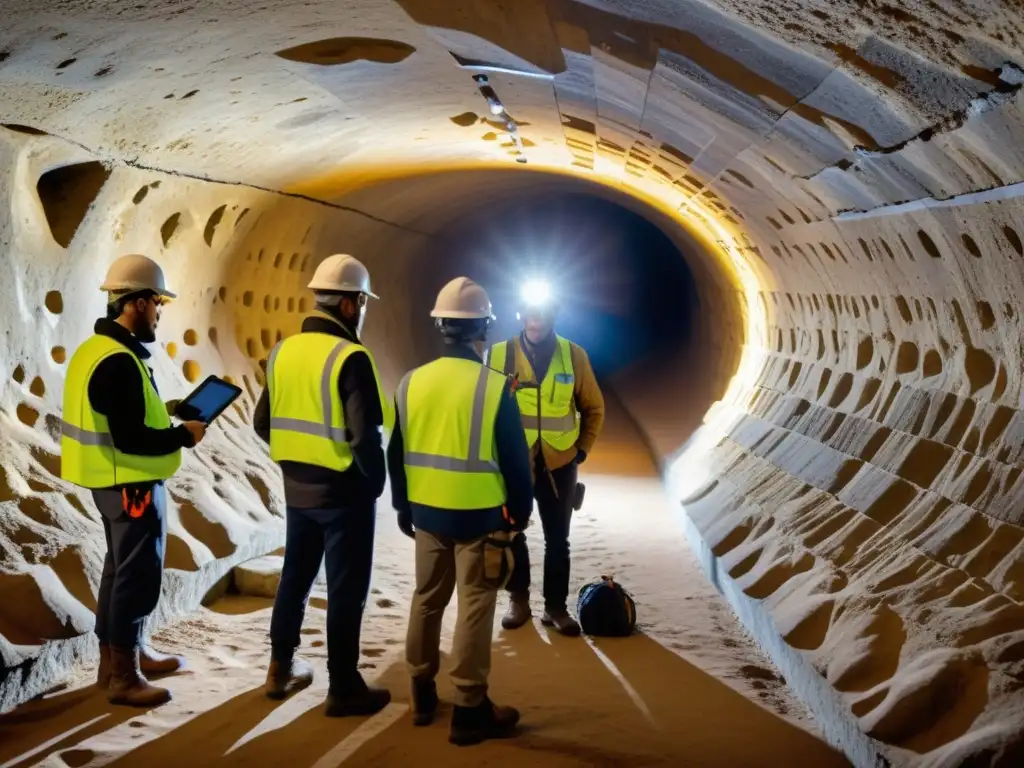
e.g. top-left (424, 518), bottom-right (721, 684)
top-left (61, 254), bottom-right (207, 707)
top-left (387, 277), bottom-right (533, 746)
top-left (253, 254), bottom-right (393, 717)
top-left (487, 279), bottom-right (605, 636)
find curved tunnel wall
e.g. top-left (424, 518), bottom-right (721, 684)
top-left (2, 1), bottom-right (1024, 765)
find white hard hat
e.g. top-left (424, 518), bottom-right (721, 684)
top-left (430, 277), bottom-right (494, 320)
top-left (100, 254), bottom-right (176, 299)
top-left (307, 254), bottom-right (378, 298)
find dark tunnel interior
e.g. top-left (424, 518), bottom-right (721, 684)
top-left (421, 193), bottom-right (700, 377)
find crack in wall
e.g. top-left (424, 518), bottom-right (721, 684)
top-left (795, 63), bottom-right (1024, 184)
top-left (0, 124), bottom-right (436, 239)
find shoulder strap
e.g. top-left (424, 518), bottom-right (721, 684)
top-left (503, 338), bottom-right (517, 377)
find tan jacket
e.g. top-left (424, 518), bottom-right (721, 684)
top-left (499, 336), bottom-right (605, 472)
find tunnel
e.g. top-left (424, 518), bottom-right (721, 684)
top-left (1, 1), bottom-right (1023, 766)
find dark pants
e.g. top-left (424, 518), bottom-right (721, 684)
top-left (506, 461), bottom-right (577, 611)
top-left (269, 504), bottom-right (375, 694)
top-left (93, 483), bottom-right (167, 651)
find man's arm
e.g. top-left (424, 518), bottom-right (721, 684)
top-left (338, 351), bottom-right (386, 498)
top-left (253, 386), bottom-right (271, 444)
top-left (571, 344), bottom-right (605, 460)
top-left (494, 377), bottom-right (533, 528)
top-left (88, 353), bottom-right (195, 455)
top-left (386, 395), bottom-right (411, 510)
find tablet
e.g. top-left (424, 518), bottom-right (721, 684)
top-left (174, 375), bottom-right (243, 424)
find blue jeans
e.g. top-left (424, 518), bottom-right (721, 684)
top-left (269, 504), bottom-right (375, 693)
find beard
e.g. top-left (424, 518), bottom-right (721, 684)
top-left (135, 319), bottom-right (157, 344)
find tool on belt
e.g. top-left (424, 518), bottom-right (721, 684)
top-left (121, 487), bottom-right (153, 518)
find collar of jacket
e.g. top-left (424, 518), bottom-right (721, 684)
top-left (442, 342), bottom-right (483, 363)
top-left (302, 310), bottom-right (359, 343)
top-left (518, 329), bottom-right (556, 356)
top-left (94, 317), bottom-right (151, 359)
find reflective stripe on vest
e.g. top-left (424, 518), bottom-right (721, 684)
top-left (267, 324), bottom-right (390, 472)
top-left (487, 336), bottom-right (580, 450)
top-left (268, 337), bottom-right (351, 443)
top-left (398, 356), bottom-right (506, 510)
top-left (61, 334), bottom-right (182, 489)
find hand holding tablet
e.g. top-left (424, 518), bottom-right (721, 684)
top-left (173, 375), bottom-right (243, 424)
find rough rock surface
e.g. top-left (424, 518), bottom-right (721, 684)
top-left (0, 1), bottom-right (1023, 766)
top-left (232, 556), bottom-right (284, 599)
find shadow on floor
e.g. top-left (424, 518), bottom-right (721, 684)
top-left (0, 682), bottom-right (160, 768)
top-left (1, 628), bottom-right (849, 767)
top-left (337, 624), bottom-right (851, 766)
top-left (107, 686), bottom-right (294, 767)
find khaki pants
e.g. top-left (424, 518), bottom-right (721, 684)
top-left (406, 529), bottom-right (501, 707)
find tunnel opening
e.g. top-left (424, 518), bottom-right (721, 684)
top-left (429, 192), bottom-right (700, 379)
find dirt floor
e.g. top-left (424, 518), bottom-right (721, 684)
top-left (0, 403), bottom-right (850, 767)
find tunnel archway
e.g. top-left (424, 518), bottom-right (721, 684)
top-left (1, 2), bottom-right (1024, 765)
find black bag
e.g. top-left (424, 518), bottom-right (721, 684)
top-left (576, 576), bottom-right (637, 637)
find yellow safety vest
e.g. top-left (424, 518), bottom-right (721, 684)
top-left (61, 334), bottom-right (182, 488)
top-left (398, 357), bottom-right (507, 510)
top-left (487, 336), bottom-right (580, 451)
top-left (268, 321), bottom-right (391, 472)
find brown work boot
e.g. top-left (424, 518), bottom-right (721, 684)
top-left (501, 592), bottom-right (532, 630)
top-left (96, 643), bottom-right (111, 690)
top-left (411, 678), bottom-right (438, 726)
top-left (139, 646), bottom-right (185, 677)
top-left (541, 608), bottom-right (581, 637)
top-left (264, 656), bottom-right (314, 700)
top-left (449, 697), bottom-right (520, 746)
top-left (107, 647), bottom-right (172, 707)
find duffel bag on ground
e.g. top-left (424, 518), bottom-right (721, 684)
top-left (576, 576), bottom-right (637, 637)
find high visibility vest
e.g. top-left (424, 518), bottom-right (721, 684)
top-left (61, 334), bottom-right (182, 489)
top-left (268, 322), bottom-right (391, 472)
top-left (487, 335), bottom-right (580, 451)
top-left (397, 357), bottom-right (507, 510)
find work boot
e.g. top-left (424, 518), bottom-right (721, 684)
top-left (264, 656), bottom-right (314, 700)
top-left (107, 647), bottom-right (172, 707)
top-left (96, 643), bottom-right (111, 690)
top-left (324, 685), bottom-right (391, 717)
top-left (541, 608), bottom-right (581, 637)
top-left (411, 678), bottom-right (439, 726)
top-left (449, 697), bottom-right (520, 746)
top-left (139, 646), bottom-right (185, 677)
top-left (501, 592), bottom-right (532, 630)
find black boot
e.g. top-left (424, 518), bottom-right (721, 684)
top-left (325, 684), bottom-right (391, 717)
top-left (449, 697), bottom-right (520, 746)
top-left (411, 679), bottom-right (438, 726)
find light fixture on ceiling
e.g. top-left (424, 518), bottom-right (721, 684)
top-left (473, 74), bottom-right (505, 115)
top-left (472, 74), bottom-right (528, 164)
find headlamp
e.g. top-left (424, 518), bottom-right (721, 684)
top-left (520, 279), bottom-right (553, 308)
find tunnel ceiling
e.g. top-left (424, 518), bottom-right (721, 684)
top-left (2, 0), bottom-right (1019, 229)
top-left (4, 1), bottom-right (1024, 765)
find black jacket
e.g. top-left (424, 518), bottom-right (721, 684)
top-left (253, 312), bottom-right (386, 509)
top-left (87, 319), bottom-right (195, 459)
top-left (387, 343), bottom-right (533, 540)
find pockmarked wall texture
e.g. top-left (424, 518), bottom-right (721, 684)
top-left (1, 0), bottom-right (1024, 765)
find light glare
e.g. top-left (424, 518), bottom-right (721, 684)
top-left (521, 278), bottom-right (553, 306)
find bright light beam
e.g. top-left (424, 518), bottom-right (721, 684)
top-left (521, 278), bottom-right (553, 307)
